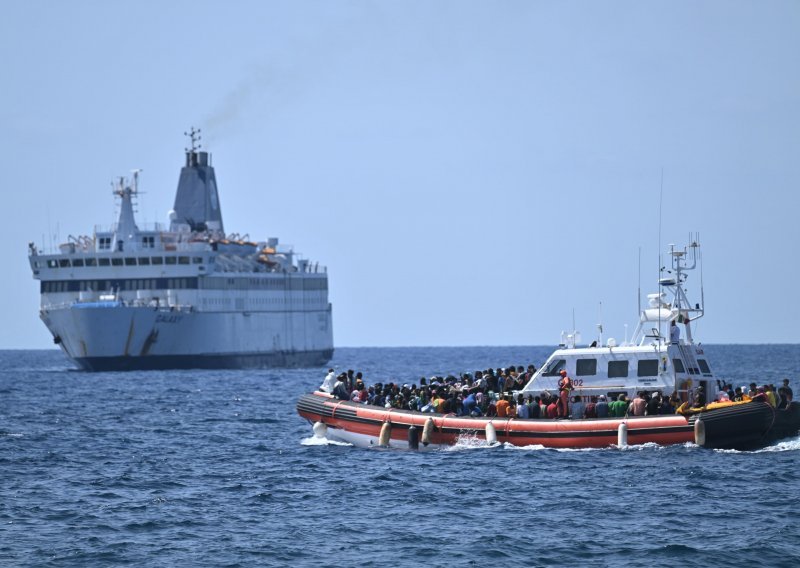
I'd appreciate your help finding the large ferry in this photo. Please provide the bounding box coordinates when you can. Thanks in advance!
[28,129,334,371]
[298,239,800,450]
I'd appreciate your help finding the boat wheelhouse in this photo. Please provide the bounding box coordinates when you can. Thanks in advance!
[521,239,716,403]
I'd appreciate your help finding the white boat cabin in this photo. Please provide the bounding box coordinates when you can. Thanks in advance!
[521,239,719,403]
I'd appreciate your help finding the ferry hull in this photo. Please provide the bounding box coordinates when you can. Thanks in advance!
[297,393,798,451]
[74,350,333,372]
[43,303,333,371]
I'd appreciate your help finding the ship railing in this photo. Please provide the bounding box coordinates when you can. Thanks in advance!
[44,299,195,313]
[677,343,701,376]
[94,222,167,234]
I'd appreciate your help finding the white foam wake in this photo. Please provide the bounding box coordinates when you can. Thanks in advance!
[300,436,352,447]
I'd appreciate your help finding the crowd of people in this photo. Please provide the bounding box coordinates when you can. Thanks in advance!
[722,380,794,409]
[318,366,794,419]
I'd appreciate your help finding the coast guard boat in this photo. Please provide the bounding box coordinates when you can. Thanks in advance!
[298,239,800,450]
[28,129,334,371]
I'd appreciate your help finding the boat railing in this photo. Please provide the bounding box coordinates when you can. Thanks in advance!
[677,343,701,376]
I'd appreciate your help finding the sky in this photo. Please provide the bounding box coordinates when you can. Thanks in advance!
[2,1,799,349]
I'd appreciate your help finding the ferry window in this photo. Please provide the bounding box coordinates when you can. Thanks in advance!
[72,258,84,267]
[165,257,177,265]
[542,359,566,376]
[151,257,163,265]
[698,359,711,374]
[85,258,97,267]
[178,256,190,265]
[192,257,203,264]
[608,361,629,378]
[138,257,150,265]
[59,259,70,268]
[672,359,685,373]
[637,360,659,377]
[47,259,58,268]
[576,359,597,376]
[125,258,136,266]
[99,258,110,266]
[99,237,111,250]
[111,258,123,266]
[142,236,155,248]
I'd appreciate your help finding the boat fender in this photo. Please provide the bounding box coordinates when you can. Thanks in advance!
[694,417,706,447]
[617,422,628,447]
[312,421,327,439]
[379,422,392,447]
[485,422,498,444]
[408,425,419,450]
[422,417,434,446]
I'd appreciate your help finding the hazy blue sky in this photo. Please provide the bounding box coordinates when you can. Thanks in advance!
[2,1,799,349]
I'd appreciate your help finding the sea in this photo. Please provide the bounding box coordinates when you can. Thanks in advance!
[2,345,799,567]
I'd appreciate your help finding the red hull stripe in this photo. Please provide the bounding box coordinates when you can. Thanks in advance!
[297,393,694,446]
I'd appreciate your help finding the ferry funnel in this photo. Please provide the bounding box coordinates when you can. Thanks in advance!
[171,127,224,233]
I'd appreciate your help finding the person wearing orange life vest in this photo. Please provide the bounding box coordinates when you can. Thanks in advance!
[557,370,573,418]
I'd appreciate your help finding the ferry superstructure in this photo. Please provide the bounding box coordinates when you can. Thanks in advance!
[28,130,334,371]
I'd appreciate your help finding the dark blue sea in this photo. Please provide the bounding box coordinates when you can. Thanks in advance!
[2,345,799,567]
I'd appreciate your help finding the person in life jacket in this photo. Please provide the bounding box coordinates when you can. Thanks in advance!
[557,370,573,418]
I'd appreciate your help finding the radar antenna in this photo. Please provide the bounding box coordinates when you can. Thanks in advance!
[184,127,202,153]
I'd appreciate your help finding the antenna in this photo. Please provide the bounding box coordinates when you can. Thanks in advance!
[572,307,576,335]
[637,247,642,315]
[657,168,664,344]
[597,301,604,346]
[184,127,202,152]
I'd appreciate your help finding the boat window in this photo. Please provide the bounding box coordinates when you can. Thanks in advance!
[111,258,123,266]
[72,258,84,267]
[165,257,177,265]
[138,257,150,265]
[178,256,190,265]
[576,359,597,376]
[151,257,163,265]
[698,359,711,374]
[142,236,155,248]
[192,257,203,264]
[85,258,97,267]
[608,360,628,378]
[98,237,111,250]
[637,359,659,377]
[542,359,566,376]
[672,358,685,373]
[47,259,58,268]
[59,259,70,267]
[99,258,110,266]
[125,258,136,266]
